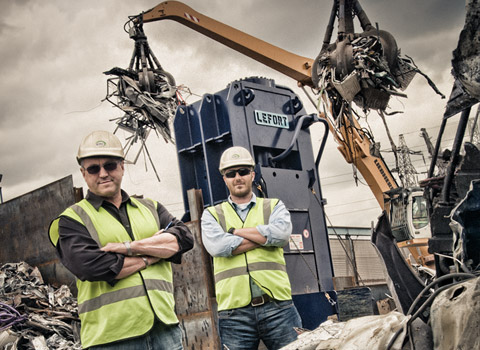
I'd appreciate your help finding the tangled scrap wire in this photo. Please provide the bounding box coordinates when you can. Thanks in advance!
[0,302,27,331]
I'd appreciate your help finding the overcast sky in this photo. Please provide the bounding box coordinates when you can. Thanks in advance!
[0,0,468,227]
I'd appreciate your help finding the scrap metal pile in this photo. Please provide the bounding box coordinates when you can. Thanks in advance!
[0,262,80,350]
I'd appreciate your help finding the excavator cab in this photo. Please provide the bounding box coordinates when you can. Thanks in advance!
[386,188,434,271]
[411,193,429,231]
[388,188,430,242]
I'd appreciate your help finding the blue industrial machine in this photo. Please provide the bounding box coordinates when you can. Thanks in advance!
[174,77,336,328]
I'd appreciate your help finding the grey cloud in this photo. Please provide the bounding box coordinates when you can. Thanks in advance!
[0,0,469,227]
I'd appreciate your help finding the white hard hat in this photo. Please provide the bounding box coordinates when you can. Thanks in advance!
[77,130,124,164]
[219,146,255,173]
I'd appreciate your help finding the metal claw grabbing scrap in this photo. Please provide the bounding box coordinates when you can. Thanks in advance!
[311,0,443,114]
[104,15,179,144]
[104,15,182,181]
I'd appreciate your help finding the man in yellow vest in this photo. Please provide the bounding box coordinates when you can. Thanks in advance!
[201,146,301,350]
[49,130,194,349]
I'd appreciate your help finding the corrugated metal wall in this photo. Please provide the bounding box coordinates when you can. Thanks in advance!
[329,235,387,286]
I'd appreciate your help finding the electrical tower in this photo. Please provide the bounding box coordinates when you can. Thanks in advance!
[397,134,420,187]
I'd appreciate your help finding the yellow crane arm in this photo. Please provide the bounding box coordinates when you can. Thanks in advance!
[330,112,397,209]
[142,1,314,87]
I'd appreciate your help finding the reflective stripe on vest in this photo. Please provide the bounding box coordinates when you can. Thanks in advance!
[207,198,292,311]
[77,279,174,314]
[48,197,178,348]
[214,261,287,284]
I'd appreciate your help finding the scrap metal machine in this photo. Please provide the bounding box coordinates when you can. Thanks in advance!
[173,76,335,328]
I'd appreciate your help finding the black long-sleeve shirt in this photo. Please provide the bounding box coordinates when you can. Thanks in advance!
[56,190,194,285]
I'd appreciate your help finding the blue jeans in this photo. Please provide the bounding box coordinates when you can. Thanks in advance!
[218,300,302,350]
[89,322,183,350]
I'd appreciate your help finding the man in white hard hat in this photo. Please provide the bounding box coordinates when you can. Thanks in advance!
[49,130,193,349]
[201,146,301,350]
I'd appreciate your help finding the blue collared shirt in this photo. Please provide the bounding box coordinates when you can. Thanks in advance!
[201,193,292,257]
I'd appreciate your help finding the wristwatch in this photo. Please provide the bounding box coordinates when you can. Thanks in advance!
[228,228,235,235]
[123,241,133,256]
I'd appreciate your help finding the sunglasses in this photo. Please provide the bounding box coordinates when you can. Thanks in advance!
[84,161,120,175]
[224,168,252,178]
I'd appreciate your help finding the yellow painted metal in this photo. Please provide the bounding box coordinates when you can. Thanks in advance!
[142,1,314,87]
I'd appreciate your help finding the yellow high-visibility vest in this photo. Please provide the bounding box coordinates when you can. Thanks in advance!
[207,198,292,311]
[49,197,177,348]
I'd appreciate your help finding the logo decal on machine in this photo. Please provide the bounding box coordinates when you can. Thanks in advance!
[254,110,289,129]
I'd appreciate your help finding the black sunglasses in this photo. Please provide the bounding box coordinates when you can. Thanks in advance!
[224,168,252,178]
[84,161,120,175]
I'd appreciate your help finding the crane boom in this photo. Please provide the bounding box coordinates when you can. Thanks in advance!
[142,1,314,87]
[333,113,397,208]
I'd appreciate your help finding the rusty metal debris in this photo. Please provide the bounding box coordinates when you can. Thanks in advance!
[0,262,80,350]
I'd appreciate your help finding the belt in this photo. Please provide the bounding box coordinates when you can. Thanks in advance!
[251,294,272,307]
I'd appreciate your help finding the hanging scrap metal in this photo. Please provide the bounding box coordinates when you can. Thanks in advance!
[103,14,184,181]
[311,0,444,114]
[104,14,180,143]
[104,66,178,144]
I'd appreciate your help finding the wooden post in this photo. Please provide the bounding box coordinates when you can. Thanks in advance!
[173,188,220,350]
